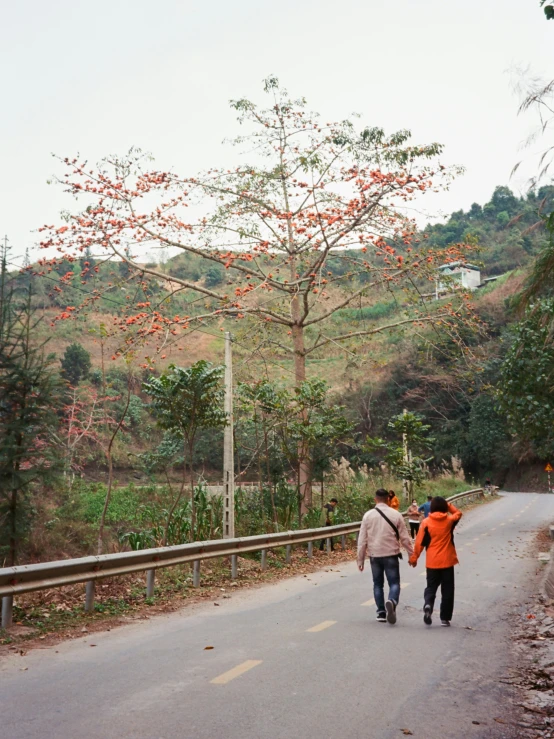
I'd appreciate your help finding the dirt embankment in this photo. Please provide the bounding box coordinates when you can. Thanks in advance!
[502,464,552,493]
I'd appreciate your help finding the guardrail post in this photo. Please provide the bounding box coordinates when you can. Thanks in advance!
[1,595,13,629]
[285,545,292,564]
[261,550,267,571]
[84,581,95,612]
[326,537,331,554]
[341,534,347,550]
[307,541,313,558]
[231,554,238,579]
[146,569,155,598]
[193,560,201,587]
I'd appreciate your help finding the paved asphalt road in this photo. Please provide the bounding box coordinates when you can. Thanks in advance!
[2,492,553,739]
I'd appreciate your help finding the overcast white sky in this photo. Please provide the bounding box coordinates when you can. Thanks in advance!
[1,0,552,261]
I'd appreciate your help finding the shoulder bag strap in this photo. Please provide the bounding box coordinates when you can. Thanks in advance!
[374,507,400,541]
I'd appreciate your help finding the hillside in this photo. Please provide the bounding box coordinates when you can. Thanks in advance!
[20,183,547,386]
[425,184,554,275]
[15,186,534,474]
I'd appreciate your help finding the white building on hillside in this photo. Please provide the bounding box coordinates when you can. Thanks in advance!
[437,261,481,296]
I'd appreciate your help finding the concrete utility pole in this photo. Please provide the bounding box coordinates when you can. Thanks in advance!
[223,332,235,538]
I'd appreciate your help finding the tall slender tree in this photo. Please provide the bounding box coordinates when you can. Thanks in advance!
[39,78,478,510]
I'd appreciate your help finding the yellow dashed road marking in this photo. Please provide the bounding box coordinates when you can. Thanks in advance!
[211,660,263,685]
[361,598,375,606]
[307,620,337,632]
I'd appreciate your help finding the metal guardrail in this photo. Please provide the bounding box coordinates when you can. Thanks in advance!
[0,487,490,628]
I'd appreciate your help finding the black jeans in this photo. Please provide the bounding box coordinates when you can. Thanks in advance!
[319,521,334,551]
[424,566,455,621]
[409,521,420,539]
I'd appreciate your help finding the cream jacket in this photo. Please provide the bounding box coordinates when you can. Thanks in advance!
[357,503,414,565]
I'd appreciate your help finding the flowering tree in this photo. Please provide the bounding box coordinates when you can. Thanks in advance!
[60,385,101,487]
[39,78,477,510]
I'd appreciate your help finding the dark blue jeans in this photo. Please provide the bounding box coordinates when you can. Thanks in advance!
[370,555,401,615]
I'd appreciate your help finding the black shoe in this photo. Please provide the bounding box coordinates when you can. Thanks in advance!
[385,600,397,625]
[423,605,432,625]
[376,612,386,622]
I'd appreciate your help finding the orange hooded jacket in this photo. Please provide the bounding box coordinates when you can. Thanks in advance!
[388,495,400,511]
[409,503,462,569]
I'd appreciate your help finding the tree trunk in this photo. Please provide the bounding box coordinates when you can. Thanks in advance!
[96,450,113,555]
[162,467,183,547]
[292,320,312,514]
[189,440,196,542]
[97,366,132,555]
[264,426,278,528]
[254,410,263,493]
[9,483,17,567]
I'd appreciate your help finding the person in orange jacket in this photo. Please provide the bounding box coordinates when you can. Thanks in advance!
[388,490,400,511]
[409,496,462,627]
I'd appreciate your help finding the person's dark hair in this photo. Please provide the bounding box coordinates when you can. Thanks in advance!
[375,488,389,500]
[330,498,338,504]
[430,496,448,514]
[427,495,433,501]
[388,490,395,496]
[412,499,417,505]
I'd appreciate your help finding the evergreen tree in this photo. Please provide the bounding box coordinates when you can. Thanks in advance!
[60,342,92,386]
[0,248,62,565]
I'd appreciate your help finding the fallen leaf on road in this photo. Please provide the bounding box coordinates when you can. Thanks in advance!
[90,644,96,647]
[494,718,506,724]
[204,646,214,650]
[401,730,413,735]
[213,602,220,606]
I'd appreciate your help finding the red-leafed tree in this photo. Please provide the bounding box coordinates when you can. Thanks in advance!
[39,77,478,511]
[60,384,101,488]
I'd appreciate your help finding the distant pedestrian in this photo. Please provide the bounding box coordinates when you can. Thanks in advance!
[407,499,421,539]
[388,490,400,511]
[418,495,433,519]
[357,488,414,624]
[319,497,338,551]
[484,478,492,493]
[409,496,462,627]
